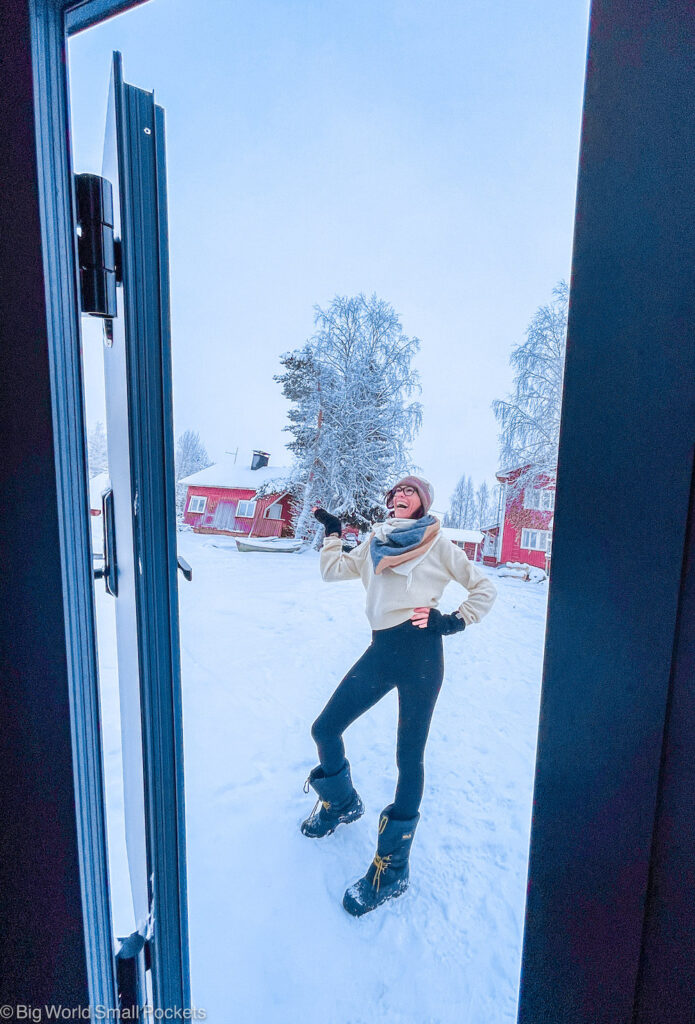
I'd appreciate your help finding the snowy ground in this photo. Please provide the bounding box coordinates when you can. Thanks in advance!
[95,531,548,1024]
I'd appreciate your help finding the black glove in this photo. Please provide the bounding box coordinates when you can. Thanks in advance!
[313,507,342,537]
[427,609,466,636]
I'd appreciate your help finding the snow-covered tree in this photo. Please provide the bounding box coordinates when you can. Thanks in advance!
[87,421,108,478]
[175,429,212,514]
[275,293,422,538]
[474,481,492,529]
[444,476,497,531]
[447,474,476,529]
[492,281,568,499]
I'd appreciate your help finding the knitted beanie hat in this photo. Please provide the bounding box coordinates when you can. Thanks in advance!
[384,475,434,517]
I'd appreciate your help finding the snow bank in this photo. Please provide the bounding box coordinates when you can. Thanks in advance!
[95,533,548,1023]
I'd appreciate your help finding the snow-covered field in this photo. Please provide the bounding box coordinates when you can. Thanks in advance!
[95,532,548,1024]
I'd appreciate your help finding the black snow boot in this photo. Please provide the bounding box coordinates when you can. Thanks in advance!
[300,760,364,838]
[342,804,420,917]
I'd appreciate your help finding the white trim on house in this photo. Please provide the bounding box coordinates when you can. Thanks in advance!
[236,499,257,518]
[524,487,556,511]
[497,481,508,561]
[264,502,283,520]
[187,495,207,514]
[521,528,552,552]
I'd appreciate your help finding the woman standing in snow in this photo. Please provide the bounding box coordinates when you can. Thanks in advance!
[302,475,497,916]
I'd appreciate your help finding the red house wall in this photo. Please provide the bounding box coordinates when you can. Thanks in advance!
[480,468,555,568]
[182,486,293,538]
[499,470,554,569]
[449,540,482,560]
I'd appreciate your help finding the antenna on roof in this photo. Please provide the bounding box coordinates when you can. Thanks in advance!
[224,447,239,464]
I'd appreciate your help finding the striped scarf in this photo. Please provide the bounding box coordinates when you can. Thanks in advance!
[370,515,441,574]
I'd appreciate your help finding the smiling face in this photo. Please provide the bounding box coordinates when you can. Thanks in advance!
[392,486,423,519]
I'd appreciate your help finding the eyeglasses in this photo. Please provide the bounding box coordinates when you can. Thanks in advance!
[393,486,416,496]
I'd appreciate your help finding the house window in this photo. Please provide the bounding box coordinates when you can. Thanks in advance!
[188,495,207,514]
[524,488,555,511]
[236,499,257,518]
[521,528,551,551]
[264,502,283,520]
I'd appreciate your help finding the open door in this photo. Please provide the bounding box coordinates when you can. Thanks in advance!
[96,51,189,1011]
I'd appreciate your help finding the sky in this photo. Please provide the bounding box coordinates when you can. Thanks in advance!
[69,0,590,509]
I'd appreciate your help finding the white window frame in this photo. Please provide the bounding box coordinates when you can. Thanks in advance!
[524,487,556,511]
[264,502,283,520]
[236,499,257,519]
[521,528,551,551]
[187,495,207,514]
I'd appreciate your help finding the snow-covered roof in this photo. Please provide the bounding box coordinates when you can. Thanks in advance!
[181,455,291,491]
[442,527,484,544]
[89,471,110,510]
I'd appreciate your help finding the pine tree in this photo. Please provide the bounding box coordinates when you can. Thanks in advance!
[275,294,422,538]
[492,281,568,498]
[87,421,108,478]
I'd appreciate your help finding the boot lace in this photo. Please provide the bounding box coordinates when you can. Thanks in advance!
[371,853,392,892]
[303,775,330,820]
[306,796,331,821]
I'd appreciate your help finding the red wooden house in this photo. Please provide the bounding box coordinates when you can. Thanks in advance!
[181,450,294,539]
[481,465,556,570]
[440,524,484,561]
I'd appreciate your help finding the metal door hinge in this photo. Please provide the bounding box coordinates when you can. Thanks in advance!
[75,172,120,317]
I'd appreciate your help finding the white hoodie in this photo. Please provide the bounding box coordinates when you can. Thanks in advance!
[319,522,497,631]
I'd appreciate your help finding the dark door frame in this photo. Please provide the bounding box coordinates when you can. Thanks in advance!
[2,0,693,1019]
[0,0,184,1012]
[518,3,695,1021]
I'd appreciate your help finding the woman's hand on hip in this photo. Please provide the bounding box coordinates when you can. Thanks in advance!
[410,607,431,629]
[411,607,467,635]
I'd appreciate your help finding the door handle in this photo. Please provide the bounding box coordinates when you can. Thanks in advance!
[177,555,193,582]
[93,487,118,596]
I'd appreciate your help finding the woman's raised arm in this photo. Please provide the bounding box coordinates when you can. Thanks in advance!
[319,536,369,582]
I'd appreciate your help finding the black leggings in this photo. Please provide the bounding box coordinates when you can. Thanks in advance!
[311,620,445,820]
